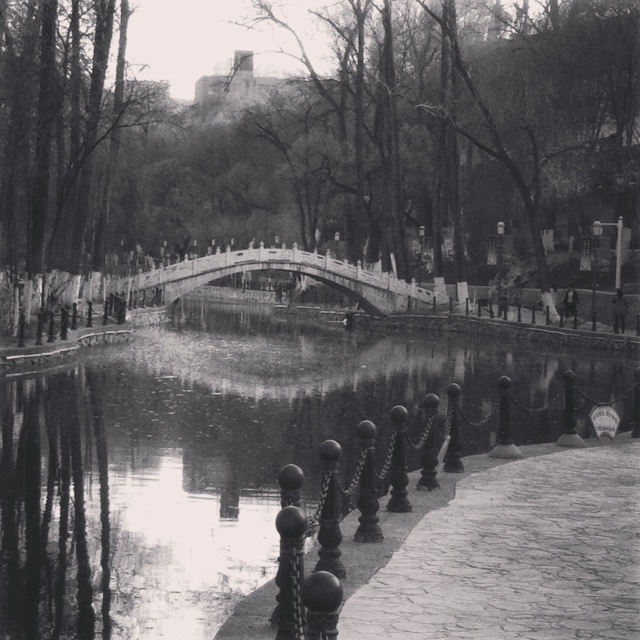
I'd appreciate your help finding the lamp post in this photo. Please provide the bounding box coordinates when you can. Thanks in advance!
[496,222,506,318]
[592,216,623,290]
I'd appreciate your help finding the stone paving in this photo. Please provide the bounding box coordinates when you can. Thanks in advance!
[338,440,640,640]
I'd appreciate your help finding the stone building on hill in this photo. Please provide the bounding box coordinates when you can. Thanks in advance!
[194,50,288,115]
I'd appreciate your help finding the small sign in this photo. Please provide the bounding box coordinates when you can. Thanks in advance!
[589,405,620,440]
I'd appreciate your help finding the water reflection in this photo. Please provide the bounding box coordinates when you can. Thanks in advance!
[0,297,637,639]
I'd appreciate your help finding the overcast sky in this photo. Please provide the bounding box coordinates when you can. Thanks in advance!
[126,0,332,101]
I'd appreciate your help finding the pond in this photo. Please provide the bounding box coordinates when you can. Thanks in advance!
[0,296,636,639]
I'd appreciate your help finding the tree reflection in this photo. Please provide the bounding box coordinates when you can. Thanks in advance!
[0,371,112,640]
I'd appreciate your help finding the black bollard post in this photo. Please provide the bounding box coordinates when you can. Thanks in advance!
[278,464,304,508]
[443,383,464,473]
[465,298,469,315]
[531,306,536,325]
[517,303,522,323]
[354,420,383,543]
[489,300,494,318]
[103,298,109,325]
[71,303,78,329]
[477,301,482,318]
[35,311,44,346]
[489,376,523,459]
[416,393,440,491]
[47,311,56,343]
[573,310,578,330]
[87,300,93,328]
[387,405,411,512]
[314,441,346,578]
[17,313,26,347]
[301,571,343,640]
[503,304,508,321]
[271,505,308,639]
[432,295,437,313]
[545,306,551,326]
[556,370,585,448]
[559,310,564,328]
[60,307,69,340]
[632,367,640,439]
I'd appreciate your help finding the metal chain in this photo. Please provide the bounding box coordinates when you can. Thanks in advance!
[308,471,333,527]
[406,413,437,450]
[511,395,550,414]
[457,401,496,428]
[340,447,369,497]
[376,430,397,481]
[289,553,306,640]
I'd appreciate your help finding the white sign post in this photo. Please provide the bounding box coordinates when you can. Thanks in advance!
[589,405,620,440]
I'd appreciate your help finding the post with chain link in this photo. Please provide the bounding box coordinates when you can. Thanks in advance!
[35,310,44,346]
[103,297,109,325]
[278,464,304,508]
[17,313,26,347]
[559,310,564,328]
[632,367,640,439]
[416,393,440,491]
[477,300,482,317]
[302,571,343,640]
[60,306,69,340]
[47,311,56,343]
[531,305,536,325]
[517,303,522,322]
[444,384,464,473]
[556,370,585,448]
[465,298,469,315]
[71,302,78,330]
[271,505,307,639]
[314,440,346,578]
[489,300,494,318]
[354,420,383,543]
[489,377,523,459]
[87,300,93,328]
[387,406,411,512]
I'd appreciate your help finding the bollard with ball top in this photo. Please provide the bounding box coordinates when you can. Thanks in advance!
[314,440,346,578]
[47,311,56,343]
[271,505,308,639]
[443,383,464,473]
[416,393,440,491]
[489,376,523,459]
[354,420,383,543]
[387,405,412,512]
[278,464,304,508]
[556,370,585,448]
[302,571,343,640]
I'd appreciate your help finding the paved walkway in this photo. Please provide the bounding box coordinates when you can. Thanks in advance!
[338,439,640,640]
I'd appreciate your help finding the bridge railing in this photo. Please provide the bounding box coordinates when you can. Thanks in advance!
[108,243,432,303]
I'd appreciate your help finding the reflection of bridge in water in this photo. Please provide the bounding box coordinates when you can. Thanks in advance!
[108,245,434,317]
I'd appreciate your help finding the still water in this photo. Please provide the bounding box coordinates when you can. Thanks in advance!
[0,297,636,640]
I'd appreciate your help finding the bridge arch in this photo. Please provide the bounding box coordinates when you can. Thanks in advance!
[108,246,434,317]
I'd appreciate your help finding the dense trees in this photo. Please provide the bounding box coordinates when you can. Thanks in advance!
[0,0,638,329]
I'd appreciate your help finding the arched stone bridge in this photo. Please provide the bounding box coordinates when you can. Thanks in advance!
[108,245,433,316]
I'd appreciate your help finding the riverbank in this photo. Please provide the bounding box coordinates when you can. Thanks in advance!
[214,432,639,639]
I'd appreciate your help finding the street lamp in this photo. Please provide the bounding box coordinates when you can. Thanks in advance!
[592,216,623,290]
[496,222,507,319]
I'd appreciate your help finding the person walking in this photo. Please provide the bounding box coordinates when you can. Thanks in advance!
[563,282,579,318]
[612,288,629,334]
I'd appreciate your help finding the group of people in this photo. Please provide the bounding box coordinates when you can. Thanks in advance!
[551,283,630,334]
